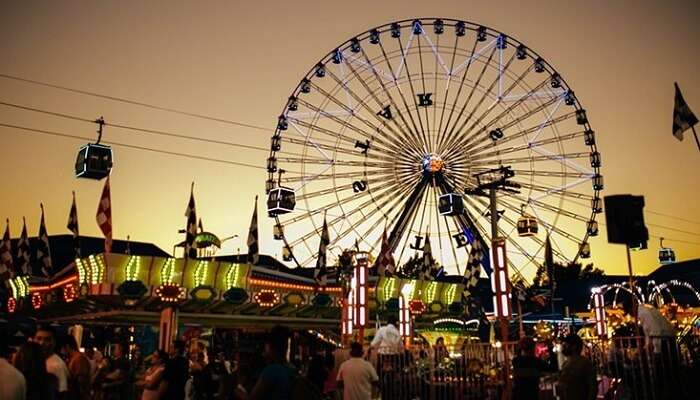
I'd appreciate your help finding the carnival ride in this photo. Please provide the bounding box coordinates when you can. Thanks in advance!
[265,18,603,282]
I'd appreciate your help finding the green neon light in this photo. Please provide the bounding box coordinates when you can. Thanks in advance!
[75,258,87,284]
[225,264,241,288]
[382,277,396,302]
[425,281,438,303]
[21,276,29,296]
[88,255,105,285]
[444,284,457,304]
[8,278,18,299]
[124,256,141,281]
[193,261,209,287]
[161,258,175,284]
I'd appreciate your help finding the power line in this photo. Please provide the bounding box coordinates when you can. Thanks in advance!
[0,122,266,170]
[0,73,271,131]
[646,223,700,238]
[0,100,270,152]
[646,210,700,226]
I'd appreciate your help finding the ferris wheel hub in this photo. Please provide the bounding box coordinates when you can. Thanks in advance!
[421,153,445,175]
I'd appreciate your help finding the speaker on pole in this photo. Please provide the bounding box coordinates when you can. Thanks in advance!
[603,195,649,248]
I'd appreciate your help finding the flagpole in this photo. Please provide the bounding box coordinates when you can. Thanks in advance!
[692,125,700,152]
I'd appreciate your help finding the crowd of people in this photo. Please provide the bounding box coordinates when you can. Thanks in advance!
[0,318,607,400]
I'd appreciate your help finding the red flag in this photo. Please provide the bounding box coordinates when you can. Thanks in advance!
[96,176,112,253]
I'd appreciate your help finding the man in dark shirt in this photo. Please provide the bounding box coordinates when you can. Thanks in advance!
[103,342,132,400]
[163,340,190,400]
[558,334,597,400]
[249,325,295,400]
[511,336,547,400]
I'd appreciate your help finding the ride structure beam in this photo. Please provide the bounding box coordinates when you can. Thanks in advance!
[436,174,492,273]
[388,175,430,253]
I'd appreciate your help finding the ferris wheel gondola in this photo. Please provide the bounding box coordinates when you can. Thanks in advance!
[264,18,602,282]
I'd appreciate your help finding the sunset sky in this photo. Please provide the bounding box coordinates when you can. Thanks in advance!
[1,0,699,279]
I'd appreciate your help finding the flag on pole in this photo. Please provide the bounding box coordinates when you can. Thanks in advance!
[1,219,14,281]
[462,240,484,299]
[314,217,330,286]
[673,82,698,141]
[421,235,435,280]
[67,191,80,258]
[96,176,112,253]
[544,234,556,299]
[375,228,396,276]
[36,204,53,276]
[184,182,197,259]
[247,196,260,265]
[17,217,30,276]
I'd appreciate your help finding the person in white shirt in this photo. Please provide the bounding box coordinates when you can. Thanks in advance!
[337,342,378,400]
[0,331,26,400]
[33,325,70,398]
[369,314,403,399]
[370,315,402,355]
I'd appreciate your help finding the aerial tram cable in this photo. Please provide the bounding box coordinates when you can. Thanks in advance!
[0,73,270,131]
[0,100,269,152]
[0,122,266,170]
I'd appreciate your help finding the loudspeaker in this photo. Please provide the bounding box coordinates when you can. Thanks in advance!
[604,195,649,246]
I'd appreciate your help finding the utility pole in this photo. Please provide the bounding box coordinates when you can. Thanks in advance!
[466,166,520,397]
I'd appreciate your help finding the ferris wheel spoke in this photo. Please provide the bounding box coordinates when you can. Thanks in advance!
[302,82,409,156]
[439,45,497,155]
[470,151,589,167]
[467,115,579,158]
[295,173,398,202]
[415,33,434,150]
[376,40,428,153]
[514,179,595,201]
[398,30,433,151]
[276,156,394,169]
[447,79,554,155]
[287,180,411,249]
[436,36,474,153]
[280,135,414,166]
[322,69,417,155]
[447,51,517,149]
[356,47,427,156]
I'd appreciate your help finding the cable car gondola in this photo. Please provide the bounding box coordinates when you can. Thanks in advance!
[517,205,538,237]
[75,117,112,180]
[438,193,464,216]
[658,237,676,265]
[267,170,296,216]
[579,242,591,259]
[282,245,293,262]
[273,223,284,240]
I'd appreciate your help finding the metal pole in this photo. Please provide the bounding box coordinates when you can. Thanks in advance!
[490,188,498,238]
[692,125,700,152]
[625,244,641,335]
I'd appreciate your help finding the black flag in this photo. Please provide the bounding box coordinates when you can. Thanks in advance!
[36,204,53,277]
[184,183,197,259]
[247,196,259,265]
[314,217,330,286]
[17,217,31,276]
[67,191,80,258]
[673,82,698,141]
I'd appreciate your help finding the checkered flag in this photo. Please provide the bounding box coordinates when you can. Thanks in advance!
[1,219,14,281]
[314,216,330,287]
[184,182,197,259]
[375,228,396,276]
[421,235,435,280]
[247,196,260,265]
[673,82,698,141]
[17,217,31,276]
[461,240,483,299]
[67,191,80,258]
[96,177,112,253]
[36,204,53,276]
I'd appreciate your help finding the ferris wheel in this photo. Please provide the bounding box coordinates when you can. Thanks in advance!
[265,18,602,282]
